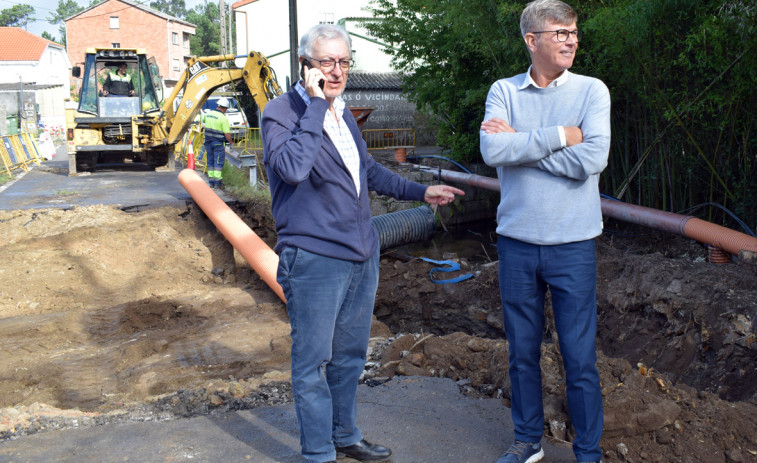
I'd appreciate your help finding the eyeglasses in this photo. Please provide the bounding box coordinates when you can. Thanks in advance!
[308,57,355,72]
[531,29,583,42]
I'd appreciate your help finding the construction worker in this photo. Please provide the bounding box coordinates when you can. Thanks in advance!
[102,63,135,97]
[202,97,232,188]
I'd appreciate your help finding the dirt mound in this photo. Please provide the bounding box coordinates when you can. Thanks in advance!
[0,204,289,413]
[1,204,756,462]
[376,331,757,462]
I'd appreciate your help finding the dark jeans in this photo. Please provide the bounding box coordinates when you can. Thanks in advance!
[497,235,603,462]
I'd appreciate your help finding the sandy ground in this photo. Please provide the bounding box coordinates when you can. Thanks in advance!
[0,201,756,462]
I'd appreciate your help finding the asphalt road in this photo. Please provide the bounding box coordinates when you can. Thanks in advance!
[0,377,577,463]
[0,144,199,212]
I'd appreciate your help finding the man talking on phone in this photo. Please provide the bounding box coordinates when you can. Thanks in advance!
[262,23,464,463]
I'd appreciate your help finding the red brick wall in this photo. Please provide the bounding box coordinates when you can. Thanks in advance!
[66,0,194,94]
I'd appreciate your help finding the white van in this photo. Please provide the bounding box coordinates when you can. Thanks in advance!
[201,95,249,141]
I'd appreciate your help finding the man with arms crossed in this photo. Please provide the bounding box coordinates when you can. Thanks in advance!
[262,24,464,463]
[480,1,610,462]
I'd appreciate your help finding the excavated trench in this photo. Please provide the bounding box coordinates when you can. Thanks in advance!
[1,201,755,462]
[374,220,757,404]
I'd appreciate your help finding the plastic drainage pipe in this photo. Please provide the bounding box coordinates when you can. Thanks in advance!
[179,170,442,301]
[420,166,757,257]
[178,169,286,302]
[373,205,436,250]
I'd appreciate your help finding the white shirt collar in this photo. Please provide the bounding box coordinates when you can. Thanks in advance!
[519,65,570,89]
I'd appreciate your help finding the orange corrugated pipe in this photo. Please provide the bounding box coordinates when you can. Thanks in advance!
[684,217,757,257]
[178,169,285,302]
[421,166,757,258]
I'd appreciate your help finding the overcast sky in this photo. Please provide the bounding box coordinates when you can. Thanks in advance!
[3,0,207,41]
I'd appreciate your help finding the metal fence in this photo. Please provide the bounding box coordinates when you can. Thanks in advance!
[361,128,416,151]
[0,132,43,177]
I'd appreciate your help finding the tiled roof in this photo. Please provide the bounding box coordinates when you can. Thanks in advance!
[232,0,259,8]
[0,28,61,61]
[346,71,404,90]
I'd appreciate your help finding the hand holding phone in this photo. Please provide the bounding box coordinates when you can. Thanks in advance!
[301,59,325,90]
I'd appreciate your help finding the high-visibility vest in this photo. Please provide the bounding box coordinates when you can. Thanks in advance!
[202,110,230,142]
[106,71,132,95]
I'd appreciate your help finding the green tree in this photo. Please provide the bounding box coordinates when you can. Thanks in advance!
[365,0,757,229]
[41,31,60,43]
[150,0,187,19]
[187,1,221,57]
[364,0,526,161]
[46,0,84,46]
[0,4,35,28]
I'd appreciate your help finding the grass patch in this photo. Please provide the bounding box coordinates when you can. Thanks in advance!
[0,172,12,186]
[55,189,76,196]
[222,163,271,205]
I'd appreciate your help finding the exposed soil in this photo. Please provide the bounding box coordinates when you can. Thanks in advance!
[0,202,756,462]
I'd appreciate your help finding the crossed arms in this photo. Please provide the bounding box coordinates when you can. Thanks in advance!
[479,78,611,181]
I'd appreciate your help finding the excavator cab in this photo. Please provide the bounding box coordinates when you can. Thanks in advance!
[74,49,162,118]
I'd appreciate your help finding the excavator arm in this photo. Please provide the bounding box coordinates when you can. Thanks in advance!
[138,51,282,150]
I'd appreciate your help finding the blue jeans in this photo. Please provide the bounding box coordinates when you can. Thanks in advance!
[497,235,603,462]
[276,246,379,463]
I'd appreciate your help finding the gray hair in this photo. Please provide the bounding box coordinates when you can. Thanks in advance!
[520,0,577,37]
[298,23,352,58]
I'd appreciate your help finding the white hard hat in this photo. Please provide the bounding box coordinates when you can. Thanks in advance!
[216,97,230,108]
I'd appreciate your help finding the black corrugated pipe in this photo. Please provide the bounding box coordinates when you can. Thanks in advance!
[417,166,757,258]
[373,206,436,251]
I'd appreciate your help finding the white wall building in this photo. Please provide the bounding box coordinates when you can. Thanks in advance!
[232,0,394,88]
[0,27,72,135]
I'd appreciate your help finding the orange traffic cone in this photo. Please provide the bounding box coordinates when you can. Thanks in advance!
[187,139,195,170]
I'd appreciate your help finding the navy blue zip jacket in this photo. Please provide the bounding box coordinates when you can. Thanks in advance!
[262,87,427,262]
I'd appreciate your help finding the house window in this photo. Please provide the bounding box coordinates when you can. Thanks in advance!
[318,12,334,24]
[173,59,180,72]
[172,32,178,45]
[110,16,119,29]
[112,43,120,48]
[183,33,189,48]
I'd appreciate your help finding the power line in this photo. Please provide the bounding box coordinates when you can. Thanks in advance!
[0,0,57,12]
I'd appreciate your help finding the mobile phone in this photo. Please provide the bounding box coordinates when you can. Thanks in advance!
[301,59,325,89]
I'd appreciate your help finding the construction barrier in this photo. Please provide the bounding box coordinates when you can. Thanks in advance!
[234,128,263,155]
[0,132,43,177]
[175,126,267,175]
[174,124,207,173]
[39,122,66,143]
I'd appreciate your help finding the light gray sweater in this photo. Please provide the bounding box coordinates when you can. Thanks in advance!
[480,71,611,245]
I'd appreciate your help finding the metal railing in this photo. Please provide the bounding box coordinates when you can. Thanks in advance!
[234,128,263,154]
[361,128,415,151]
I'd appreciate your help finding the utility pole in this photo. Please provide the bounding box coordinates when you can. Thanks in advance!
[289,0,298,87]
[219,0,227,66]
[227,2,233,57]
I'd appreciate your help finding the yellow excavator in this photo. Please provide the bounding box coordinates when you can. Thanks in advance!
[66,49,282,175]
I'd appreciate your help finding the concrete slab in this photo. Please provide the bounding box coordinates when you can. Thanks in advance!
[0,377,576,463]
